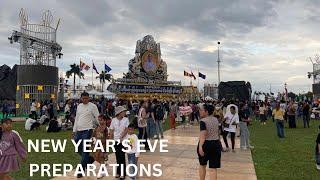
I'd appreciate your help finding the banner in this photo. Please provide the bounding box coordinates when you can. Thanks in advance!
[108,83,183,94]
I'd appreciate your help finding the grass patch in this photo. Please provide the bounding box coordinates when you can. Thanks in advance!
[249,118,320,179]
[9,117,172,179]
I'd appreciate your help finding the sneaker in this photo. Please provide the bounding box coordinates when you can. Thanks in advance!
[97,173,106,179]
[76,173,83,178]
[115,174,120,178]
[222,148,230,152]
[249,145,254,149]
[232,149,236,153]
[317,164,320,170]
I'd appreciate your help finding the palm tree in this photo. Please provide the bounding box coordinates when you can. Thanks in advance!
[66,63,84,93]
[96,71,112,92]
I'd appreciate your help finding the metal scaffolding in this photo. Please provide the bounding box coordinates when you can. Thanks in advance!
[8,9,62,115]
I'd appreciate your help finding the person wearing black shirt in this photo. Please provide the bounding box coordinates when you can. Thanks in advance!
[239,103,254,150]
[302,102,310,128]
[315,125,320,170]
[146,101,156,139]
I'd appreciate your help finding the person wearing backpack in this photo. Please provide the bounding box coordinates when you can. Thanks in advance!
[154,100,164,139]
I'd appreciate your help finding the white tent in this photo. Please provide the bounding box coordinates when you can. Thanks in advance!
[87,89,103,96]
[102,90,115,99]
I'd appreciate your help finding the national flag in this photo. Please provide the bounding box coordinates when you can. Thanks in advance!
[198,72,206,79]
[92,63,99,74]
[190,71,196,80]
[184,70,190,77]
[105,64,112,72]
[80,60,90,71]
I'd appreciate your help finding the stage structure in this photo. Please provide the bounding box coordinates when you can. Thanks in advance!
[108,35,184,100]
[8,9,62,115]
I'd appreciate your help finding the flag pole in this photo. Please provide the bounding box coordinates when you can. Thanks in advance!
[197,67,200,89]
[78,58,81,93]
[92,60,94,88]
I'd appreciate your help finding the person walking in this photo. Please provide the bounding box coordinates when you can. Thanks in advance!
[302,101,310,128]
[198,103,222,180]
[272,103,285,138]
[169,102,177,130]
[146,101,155,139]
[154,101,164,139]
[72,92,99,178]
[239,103,254,150]
[259,103,267,125]
[109,106,129,179]
[287,101,296,128]
[137,101,149,150]
[222,105,239,152]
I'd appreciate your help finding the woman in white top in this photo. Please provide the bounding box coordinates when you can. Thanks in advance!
[222,105,239,152]
[259,103,267,125]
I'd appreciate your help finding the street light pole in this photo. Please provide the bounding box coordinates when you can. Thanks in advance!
[217,41,221,85]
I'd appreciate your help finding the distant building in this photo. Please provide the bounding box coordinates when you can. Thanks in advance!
[204,84,218,99]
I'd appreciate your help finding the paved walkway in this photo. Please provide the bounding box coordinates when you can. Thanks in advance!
[54,125,257,180]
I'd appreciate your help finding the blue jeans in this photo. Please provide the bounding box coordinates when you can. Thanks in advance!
[74,129,93,170]
[147,117,155,139]
[127,153,137,179]
[155,120,163,138]
[276,120,285,138]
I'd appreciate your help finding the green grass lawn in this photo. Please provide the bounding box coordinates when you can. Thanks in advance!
[10,117,172,180]
[249,118,320,180]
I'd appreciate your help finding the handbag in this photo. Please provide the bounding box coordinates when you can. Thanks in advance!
[224,115,235,129]
[138,108,147,128]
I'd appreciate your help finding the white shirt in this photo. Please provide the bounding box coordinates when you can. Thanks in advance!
[31,102,37,111]
[64,104,70,113]
[125,133,140,157]
[223,113,239,133]
[109,117,129,140]
[39,115,48,124]
[73,102,99,132]
[25,118,37,131]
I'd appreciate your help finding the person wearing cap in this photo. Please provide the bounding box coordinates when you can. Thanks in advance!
[109,106,129,179]
[72,92,99,178]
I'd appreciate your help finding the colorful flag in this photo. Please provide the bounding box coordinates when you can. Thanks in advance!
[80,60,90,71]
[198,72,206,79]
[105,64,112,72]
[184,70,190,77]
[92,63,99,74]
[190,71,196,80]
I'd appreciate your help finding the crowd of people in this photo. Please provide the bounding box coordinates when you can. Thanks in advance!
[1,93,320,180]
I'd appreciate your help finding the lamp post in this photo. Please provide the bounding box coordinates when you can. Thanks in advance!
[217,41,221,85]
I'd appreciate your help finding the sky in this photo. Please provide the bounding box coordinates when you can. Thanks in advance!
[0,0,318,94]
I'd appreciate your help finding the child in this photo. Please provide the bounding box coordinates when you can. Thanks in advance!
[316,125,320,170]
[92,115,109,179]
[125,123,140,180]
[0,118,27,180]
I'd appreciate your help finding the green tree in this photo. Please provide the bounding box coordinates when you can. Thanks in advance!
[96,71,112,92]
[66,63,84,93]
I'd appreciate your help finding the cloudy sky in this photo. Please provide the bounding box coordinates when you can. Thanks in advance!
[0,0,318,94]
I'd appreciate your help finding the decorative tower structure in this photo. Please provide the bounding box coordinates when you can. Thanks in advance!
[8,9,62,115]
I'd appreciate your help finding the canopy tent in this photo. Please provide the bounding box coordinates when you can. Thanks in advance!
[87,89,103,96]
[102,90,115,99]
